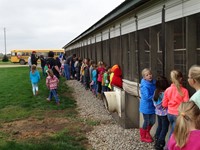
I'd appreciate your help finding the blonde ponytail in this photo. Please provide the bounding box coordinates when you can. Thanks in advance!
[170,70,183,96]
[174,112,189,147]
[174,101,200,148]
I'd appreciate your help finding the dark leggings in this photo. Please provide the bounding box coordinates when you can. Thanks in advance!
[97,81,102,93]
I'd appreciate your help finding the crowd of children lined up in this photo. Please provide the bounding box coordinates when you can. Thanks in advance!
[71,57,123,99]
[29,51,200,150]
[139,66,200,150]
[29,51,123,105]
[29,51,62,105]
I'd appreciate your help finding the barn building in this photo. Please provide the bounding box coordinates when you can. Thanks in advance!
[63,0,200,128]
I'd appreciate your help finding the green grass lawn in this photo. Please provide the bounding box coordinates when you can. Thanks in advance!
[0,67,91,150]
[0,60,12,65]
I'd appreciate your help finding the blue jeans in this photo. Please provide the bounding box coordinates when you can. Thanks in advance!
[155,115,169,141]
[142,114,156,129]
[167,114,177,138]
[92,82,97,95]
[64,64,70,80]
[41,66,45,76]
[102,86,109,93]
[48,89,59,103]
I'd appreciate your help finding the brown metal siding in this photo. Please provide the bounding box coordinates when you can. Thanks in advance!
[110,37,121,67]
[121,34,129,79]
[96,42,102,62]
[102,40,110,66]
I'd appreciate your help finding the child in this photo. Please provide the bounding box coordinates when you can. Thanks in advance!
[30,65,40,96]
[97,61,105,98]
[75,57,82,81]
[110,64,122,88]
[46,69,60,105]
[188,65,200,108]
[162,70,189,138]
[167,101,200,149]
[60,58,65,77]
[102,66,110,93]
[139,68,156,143]
[153,76,170,149]
[89,60,95,83]
[80,59,86,84]
[28,55,32,70]
[91,64,97,95]
[44,64,48,76]
[84,58,90,90]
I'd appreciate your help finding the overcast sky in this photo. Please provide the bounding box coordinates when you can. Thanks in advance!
[0,0,124,54]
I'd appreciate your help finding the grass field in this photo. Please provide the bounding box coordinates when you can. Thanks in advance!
[0,61,12,65]
[0,67,92,150]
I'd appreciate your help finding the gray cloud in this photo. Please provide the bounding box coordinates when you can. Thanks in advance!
[0,0,124,54]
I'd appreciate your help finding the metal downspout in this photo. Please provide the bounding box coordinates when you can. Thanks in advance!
[101,32,103,61]
[161,5,166,76]
[94,37,97,63]
[135,15,140,97]
[109,28,111,66]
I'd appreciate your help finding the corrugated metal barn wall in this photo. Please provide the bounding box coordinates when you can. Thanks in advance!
[65,26,165,80]
[64,0,200,95]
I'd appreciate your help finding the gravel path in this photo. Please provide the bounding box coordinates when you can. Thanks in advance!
[66,80,154,150]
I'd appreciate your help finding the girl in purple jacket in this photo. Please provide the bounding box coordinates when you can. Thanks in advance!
[153,76,169,150]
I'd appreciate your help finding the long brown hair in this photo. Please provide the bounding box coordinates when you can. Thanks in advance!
[47,69,54,78]
[174,101,200,148]
[153,76,169,101]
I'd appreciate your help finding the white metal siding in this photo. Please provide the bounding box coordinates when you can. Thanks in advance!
[96,33,101,42]
[183,0,200,17]
[121,16,136,35]
[110,24,121,38]
[165,0,183,22]
[91,36,95,44]
[87,38,90,45]
[165,0,200,22]
[84,40,87,46]
[102,29,109,40]
[137,2,163,30]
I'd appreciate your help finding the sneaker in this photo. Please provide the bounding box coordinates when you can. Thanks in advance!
[46,98,50,102]
[56,102,60,105]
[36,91,39,95]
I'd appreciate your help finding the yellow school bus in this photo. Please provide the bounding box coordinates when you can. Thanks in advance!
[10,49,64,65]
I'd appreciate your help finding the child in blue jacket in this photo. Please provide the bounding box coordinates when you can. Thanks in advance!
[139,68,156,143]
[30,64,40,96]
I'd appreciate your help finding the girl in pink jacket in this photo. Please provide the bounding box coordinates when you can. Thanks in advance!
[167,101,200,150]
[162,70,189,138]
[46,69,60,105]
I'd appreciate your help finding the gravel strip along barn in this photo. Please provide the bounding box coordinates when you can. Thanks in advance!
[66,80,154,150]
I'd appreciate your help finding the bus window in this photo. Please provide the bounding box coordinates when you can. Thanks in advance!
[11,52,16,56]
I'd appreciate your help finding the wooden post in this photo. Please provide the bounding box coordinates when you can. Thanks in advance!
[165,22,174,79]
